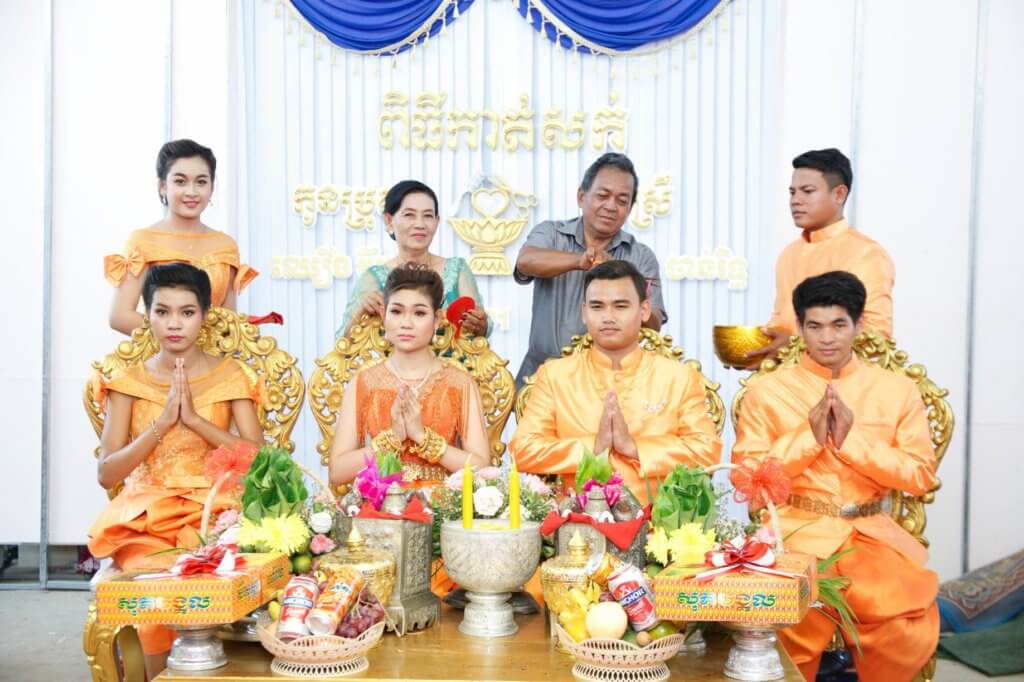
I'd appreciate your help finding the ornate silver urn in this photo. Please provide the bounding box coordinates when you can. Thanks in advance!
[555,487,648,568]
[336,483,438,634]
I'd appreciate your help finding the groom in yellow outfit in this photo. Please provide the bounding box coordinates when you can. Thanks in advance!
[510,260,721,502]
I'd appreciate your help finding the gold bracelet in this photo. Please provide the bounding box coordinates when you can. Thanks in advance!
[371,429,403,456]
[150,420,163,444]
[413,428,448,464]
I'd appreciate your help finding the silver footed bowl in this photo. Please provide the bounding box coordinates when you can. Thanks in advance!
[440,519,541,592]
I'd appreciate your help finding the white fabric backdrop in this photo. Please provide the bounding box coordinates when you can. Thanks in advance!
[237,0,779,479]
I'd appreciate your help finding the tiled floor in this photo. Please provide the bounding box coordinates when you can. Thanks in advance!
[0,590,1019,681]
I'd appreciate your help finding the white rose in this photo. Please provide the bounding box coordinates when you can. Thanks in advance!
[309,511,334,534]
[473,486,504,517]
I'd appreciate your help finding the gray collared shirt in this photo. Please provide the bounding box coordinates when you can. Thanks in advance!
[513,216,666,385]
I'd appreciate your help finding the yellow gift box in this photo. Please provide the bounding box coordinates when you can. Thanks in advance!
[95,552,290,627]
[653,552,817,625]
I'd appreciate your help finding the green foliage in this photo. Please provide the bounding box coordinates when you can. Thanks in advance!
[651,465,720,533]
[575,448,614,493]
[240,446,309,522]
[376,450,402,478]
[815,548,861,654]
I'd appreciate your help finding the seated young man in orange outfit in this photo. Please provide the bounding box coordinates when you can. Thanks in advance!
[510,260,721,503]
[733,271,939,682]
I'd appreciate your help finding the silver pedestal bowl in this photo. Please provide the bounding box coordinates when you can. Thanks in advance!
[440,519,541,638]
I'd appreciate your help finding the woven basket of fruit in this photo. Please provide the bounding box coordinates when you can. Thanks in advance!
[556,624,686,668]
[257,579,388,678]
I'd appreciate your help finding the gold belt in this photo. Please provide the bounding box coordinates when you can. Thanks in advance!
[787,494,887,519]
[401,459,449,484]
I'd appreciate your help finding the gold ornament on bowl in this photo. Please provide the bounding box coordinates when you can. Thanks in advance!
[317,527,396,606]
[713,325,775,369]
[448,184,534,276]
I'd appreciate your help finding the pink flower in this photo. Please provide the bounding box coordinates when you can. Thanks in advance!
[355,453,403,510]
[445,471,464,491]
[476,466,501,481]
[310,534,336,555]
[523,474,551,496]
[754,525,777,546]
[577,473,624,509]
[213,509,240,534]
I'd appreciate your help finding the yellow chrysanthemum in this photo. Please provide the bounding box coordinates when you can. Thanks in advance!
[260,515,311,555]
[667,523,716,566]
[646,526,671,565]
[237,517,268,551]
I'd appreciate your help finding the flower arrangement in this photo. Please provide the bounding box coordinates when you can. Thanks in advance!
[429,464,556,557]
[208,445,338,575]
[645,458,860,649]
[353,450,403,511]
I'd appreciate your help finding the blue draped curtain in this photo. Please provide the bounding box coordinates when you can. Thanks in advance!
[290,0,474,53]
[516,0,725,53]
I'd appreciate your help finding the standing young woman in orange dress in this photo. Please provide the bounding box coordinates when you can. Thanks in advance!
[105,139,258,335]
[88,263,264,678]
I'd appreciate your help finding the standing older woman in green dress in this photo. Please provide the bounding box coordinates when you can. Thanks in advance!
[337,180,491,338]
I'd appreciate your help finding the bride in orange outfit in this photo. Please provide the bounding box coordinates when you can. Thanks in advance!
[105,139,258,335]
[88,263,264,678]
[328,265,490,596]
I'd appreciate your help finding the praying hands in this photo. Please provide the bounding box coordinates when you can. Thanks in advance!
[594,391,638,459]
[809,383,854,449]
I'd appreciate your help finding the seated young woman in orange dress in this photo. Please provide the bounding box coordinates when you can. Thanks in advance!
[88,262,263,677]
[105,139,258,335]
[328,265,491,595]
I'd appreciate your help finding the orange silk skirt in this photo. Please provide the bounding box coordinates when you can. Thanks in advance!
[781,531,939,682]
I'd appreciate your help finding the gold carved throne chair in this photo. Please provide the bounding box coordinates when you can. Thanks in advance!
[515,328,727,436]
[731,329,954,682]
[81,309,305,682]
[308,314,516,468]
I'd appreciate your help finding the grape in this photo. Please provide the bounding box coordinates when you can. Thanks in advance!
[599,592,615,603]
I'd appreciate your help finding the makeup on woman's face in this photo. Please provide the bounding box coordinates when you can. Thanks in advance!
[160,156,214,219]
[148,287,205,351]
[383,288,439,352]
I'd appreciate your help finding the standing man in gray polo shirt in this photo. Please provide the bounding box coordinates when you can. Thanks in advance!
[514,153,666,386]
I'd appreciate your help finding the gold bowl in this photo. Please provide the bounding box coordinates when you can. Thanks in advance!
[713,325,774,369]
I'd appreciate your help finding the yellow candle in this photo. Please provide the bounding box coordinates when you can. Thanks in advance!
[462,459,474,529]
[508,459,521,530]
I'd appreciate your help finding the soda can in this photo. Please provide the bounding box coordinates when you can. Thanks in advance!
[607,564,658,631]
[276,575,320,641]
[306,566,365,636]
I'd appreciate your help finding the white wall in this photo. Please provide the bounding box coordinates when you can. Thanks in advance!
[968,0,1024,570]
[0,0,45,544]
[2,0,1021,581]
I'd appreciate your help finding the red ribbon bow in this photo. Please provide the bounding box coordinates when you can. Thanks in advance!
[354,496,432,524]
[730,457,791,511]
[174,544,246,577]
[134,544,247,581]
[694,536,803,582]
[539,505,651,552]
[446,297,476,338]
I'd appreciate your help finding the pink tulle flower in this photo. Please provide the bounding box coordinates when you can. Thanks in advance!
[310,534,336,555]
[577,473,624,509]
[355,453,403,510]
